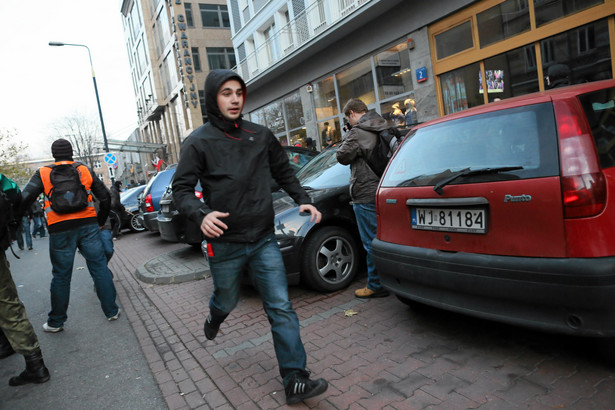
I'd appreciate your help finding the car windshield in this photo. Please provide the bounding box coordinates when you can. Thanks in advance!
[295,148,350,189]
[381,103,559,187]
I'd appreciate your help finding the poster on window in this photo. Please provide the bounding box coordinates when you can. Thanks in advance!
[441,71,468,114]
[479,70,504,94]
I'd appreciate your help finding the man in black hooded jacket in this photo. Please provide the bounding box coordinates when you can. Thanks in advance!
[172,69,328,405]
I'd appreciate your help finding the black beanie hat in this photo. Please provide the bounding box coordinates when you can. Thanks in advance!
[51,138,73,161]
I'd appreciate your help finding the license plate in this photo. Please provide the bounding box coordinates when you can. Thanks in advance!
[411,207,487,234]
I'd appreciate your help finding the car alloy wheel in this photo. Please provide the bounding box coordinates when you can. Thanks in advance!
[129,213,146,232]
[301,226,360,292]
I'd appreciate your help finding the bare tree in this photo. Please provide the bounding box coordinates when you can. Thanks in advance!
[51,112,101,171]
[0,128,31,186]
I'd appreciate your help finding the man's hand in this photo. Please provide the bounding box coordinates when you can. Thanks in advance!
[299,204,322,223]
[201,211,230,238]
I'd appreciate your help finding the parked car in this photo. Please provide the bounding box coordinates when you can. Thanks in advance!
[119,185,146,232]
[138,164,177,232]
[373,80,615,350]
[273,146,362,292]
[157,146,318,246]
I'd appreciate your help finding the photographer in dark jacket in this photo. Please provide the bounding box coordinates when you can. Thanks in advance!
[172,69,328,405]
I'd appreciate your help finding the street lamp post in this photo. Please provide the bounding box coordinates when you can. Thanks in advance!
[49,41,114,182]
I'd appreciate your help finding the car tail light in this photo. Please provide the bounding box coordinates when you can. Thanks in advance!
[195,191,203,199]
[145,194,154,212]
[555,99,606,218]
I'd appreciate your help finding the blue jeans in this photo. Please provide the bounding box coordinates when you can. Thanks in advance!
[207,233,306,383]
[31,216,45,237]
[48,224,118,327]
[99,229,114,262]
[352,203,383,291]
[15,217,32,249]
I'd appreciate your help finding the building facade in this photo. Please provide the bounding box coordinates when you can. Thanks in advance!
[120,0,234,165]
[227,0,614,150]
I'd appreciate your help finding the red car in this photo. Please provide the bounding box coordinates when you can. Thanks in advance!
[373,80,615,351]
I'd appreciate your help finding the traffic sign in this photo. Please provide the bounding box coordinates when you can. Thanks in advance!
[104,153,117,165]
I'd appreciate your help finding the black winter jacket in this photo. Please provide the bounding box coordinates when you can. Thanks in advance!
[172,69,311,243]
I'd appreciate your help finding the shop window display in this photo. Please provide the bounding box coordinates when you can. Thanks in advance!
[313,76,338,121]
[440,62,483,115]
[379,95,418,127]
[319,119,340,149]
[484,45,539,101]
[263,101,285,134]
[284,92,305,130]
[375,42,413,101]
[337,59,376,107]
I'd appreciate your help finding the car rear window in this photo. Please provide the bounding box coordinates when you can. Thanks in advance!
[381,102,559,187]
[578,87,615,169]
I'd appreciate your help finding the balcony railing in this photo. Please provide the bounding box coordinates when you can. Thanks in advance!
[234,0,370,82]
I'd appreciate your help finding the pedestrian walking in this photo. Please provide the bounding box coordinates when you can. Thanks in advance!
[173,69,328,405]
[109,180,125,239]
[0,172,50,386]
[337,98,391,298]
[30,198,46,238]
[20,138,120,333]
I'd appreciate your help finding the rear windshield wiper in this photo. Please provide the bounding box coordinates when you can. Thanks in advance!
[433,166,523,195]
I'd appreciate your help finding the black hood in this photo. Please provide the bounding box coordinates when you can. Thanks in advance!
[204,69,247,132]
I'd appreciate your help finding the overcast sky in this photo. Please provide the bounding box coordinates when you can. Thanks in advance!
[0,1,138,159]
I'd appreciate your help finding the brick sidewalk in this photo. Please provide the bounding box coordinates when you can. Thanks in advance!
[110,231,615,409]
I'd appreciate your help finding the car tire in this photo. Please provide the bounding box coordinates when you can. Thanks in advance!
[300,226,360,292]
[129,213,146,233]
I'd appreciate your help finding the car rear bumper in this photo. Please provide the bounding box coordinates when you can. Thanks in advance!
[142,211,160,232]
[373,239,615,337]
[157,213,203,245]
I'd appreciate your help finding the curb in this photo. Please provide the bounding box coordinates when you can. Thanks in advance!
[135,245,210,284]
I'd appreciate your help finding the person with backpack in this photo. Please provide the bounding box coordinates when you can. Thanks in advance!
[20,138,120,333]
[0,173,51,386]
[336,98,391,299]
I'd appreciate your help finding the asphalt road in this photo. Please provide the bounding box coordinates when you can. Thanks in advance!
[0,235,166,410]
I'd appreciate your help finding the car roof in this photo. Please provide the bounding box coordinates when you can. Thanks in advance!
[415,79,615,130]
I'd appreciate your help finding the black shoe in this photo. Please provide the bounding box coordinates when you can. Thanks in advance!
[285,371,328,405]
[9,350,50,386]
[204,315,220,340]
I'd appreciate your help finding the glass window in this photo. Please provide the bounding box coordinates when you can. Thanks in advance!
[580,87,615,169]
[477,0,531,47]
[382,103,559,188]
[435,21,473,60]
[484,45,539,101]
[313,76,338,121]
[534,0,603,27]
[380,95,417,127]
[251,108,266,126]
[319,119,341,149]
[206,47,237,70]
[192,47,201,71]
[198,90,207,123]
[337,59,376,107]
[200,4,230,28]
[283,92,305,130]
[541,19,611,88]
[440,63,483,115]
[289,128,307,148]
[185,3,194,27]
[263,101,285,134]
[375,42,413,101]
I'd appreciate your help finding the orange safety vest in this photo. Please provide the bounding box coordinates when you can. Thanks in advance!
[39,161,97,226]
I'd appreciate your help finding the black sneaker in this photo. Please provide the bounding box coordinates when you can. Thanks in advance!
[285,371,328,405]
[203,315,220,340]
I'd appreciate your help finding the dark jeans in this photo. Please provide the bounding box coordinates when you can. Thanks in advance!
[15,217,32,250]
[352,202,384,291]
[207,233,306,384]
[47,224,118,327]
[31,215,46,237]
